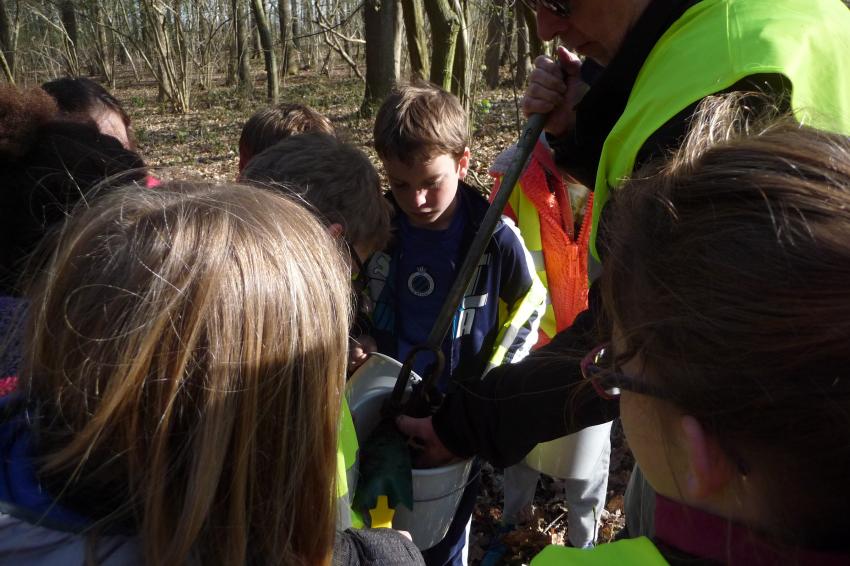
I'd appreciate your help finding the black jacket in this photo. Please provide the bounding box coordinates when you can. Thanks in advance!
[333,529,424,566]
[432,0,789,468]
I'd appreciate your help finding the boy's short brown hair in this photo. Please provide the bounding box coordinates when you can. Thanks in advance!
[373,82,468,165]
[240,132,391,254]
[238,103,334,169]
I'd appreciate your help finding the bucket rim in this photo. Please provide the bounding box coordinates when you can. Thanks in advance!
[410,457,473,477]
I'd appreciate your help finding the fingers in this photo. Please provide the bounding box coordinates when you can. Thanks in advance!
[348,335,376,372]
[359,335,377,354]
[395,414,425,438]
[396,415,457,468]
[348,348,368,372]
[520,49,582,136]
[520,54,570,117]
[555,45,582,75]
[531,55,568,93]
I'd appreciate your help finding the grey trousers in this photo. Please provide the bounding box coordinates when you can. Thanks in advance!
[502,436,611,548]
[623,465,656,538]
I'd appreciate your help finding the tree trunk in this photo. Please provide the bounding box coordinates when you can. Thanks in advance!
[361,0,401,115]
[522,2,544,60]
[500,5,513,66]
[483,0,504,88]
[7,0,18,78]
[0,0,14,79]
[450,0,469,108]
[514,0,531,87]
[250,0,278,102]
[233,0,251,93]
[290,0,300,48]
[59,0,80,75]
[226,39,236,86]
[278,0,298,75]
[252,19,261,59]
[303,0,317,68]
[399,0,428,80]
[138,0,191,112]
[91,0,113,83]
[423,0,460,92]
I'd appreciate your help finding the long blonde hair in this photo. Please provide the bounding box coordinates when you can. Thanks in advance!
[21,181,351,565]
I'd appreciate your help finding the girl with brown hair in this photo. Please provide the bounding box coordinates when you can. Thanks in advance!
[0,182,422,565]
[532,101,850,563]
[0,84,147,387]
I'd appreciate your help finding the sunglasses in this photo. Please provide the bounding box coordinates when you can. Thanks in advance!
[580,343,671,401]
[524,0,572,19]
[582,343,751,475]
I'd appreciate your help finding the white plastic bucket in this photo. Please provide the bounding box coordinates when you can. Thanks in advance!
[523,421,613,480]
[393,457,473,550]
[346,353,473,550]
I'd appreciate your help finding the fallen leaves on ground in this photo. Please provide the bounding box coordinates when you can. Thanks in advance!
[469,421,634,565]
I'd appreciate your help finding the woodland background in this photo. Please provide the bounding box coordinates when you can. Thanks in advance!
[0,0,558,181]
[0,1,636,563]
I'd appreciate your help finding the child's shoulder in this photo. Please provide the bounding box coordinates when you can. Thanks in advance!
[458,180,489,219]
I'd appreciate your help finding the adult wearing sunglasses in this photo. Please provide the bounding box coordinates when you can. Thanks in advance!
[398,0,850,545]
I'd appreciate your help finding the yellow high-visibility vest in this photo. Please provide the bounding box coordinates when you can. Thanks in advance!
[590,0,850,258]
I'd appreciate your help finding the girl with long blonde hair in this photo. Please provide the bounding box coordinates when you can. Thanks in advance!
[0,182,421,565]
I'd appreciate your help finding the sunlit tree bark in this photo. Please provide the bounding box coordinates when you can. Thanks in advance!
[250,0,278,102]
[400,0,428,80]
[361,0,401,115]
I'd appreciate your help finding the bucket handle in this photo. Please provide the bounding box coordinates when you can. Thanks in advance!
[388,345,445,417]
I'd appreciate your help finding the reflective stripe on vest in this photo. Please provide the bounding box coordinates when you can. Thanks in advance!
[504,185,558,342]
[486,215,548,369]
[531,537,669,566]
[590,0,850,258]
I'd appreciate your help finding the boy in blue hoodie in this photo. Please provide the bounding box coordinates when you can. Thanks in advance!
[365,82,545,566]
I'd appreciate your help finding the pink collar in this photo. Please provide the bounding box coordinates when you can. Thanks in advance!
[654,494,850,565]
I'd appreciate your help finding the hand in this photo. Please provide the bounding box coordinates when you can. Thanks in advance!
[348,335,376,372]
[396,415,458,469]
[521,46,587,137]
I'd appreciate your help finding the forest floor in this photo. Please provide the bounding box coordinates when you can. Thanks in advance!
[123,69,633,565]
[125,70,527,189]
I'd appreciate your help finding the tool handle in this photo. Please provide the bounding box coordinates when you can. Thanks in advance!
[388,345,444,414]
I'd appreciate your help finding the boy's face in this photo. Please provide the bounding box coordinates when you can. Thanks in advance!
[384,149,470,231]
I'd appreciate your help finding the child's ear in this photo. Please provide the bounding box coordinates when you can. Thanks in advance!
[680,415,737,501]
[327,223,344,239]
[238,145,250,174]
[457,147,471,180]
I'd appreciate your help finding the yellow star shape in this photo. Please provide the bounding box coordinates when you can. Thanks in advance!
[368,495,395,528]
